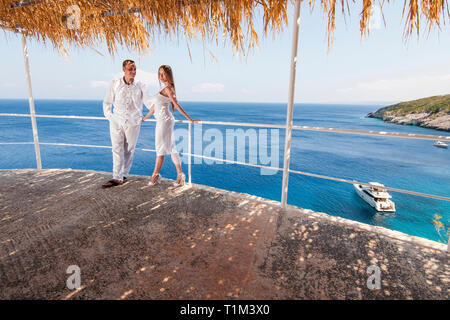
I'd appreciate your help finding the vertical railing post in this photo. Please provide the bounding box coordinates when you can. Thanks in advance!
[22,33,42,170]
[281,0,301,207]
[188,121,192,185]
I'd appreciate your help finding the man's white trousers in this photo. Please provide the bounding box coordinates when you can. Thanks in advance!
[109,119,141,180]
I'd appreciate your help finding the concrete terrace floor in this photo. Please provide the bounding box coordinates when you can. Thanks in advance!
[0,169,448,300]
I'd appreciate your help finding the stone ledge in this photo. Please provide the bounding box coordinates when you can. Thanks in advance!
[0,169,448,299]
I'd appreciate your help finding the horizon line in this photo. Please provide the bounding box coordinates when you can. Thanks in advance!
[0,97,396,106]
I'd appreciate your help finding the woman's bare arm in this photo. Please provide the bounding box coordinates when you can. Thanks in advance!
[142,104,155,122]
[164,86,200,122]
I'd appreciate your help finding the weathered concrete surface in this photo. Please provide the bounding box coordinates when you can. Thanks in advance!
[0,169,448,300]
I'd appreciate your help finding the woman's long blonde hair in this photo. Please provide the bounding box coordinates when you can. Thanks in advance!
[159,65,176,112]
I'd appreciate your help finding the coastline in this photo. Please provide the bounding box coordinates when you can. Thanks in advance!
[367,95,450,132]
[367,111,450,132]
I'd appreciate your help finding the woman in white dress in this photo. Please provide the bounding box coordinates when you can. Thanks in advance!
[142,65,199,186]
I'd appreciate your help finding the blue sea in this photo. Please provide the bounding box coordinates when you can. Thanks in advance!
[0,99,449,243]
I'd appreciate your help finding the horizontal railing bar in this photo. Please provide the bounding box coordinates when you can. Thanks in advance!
[0,113,32,117]
[292,125,450,141]
[0,113,107,120]
[0,113,186,123]
[289,169,450,201]
[1,113,449,141]
[1,140,448,202]
[0,141,158,153]
[34,115,106,120]
[0,142,34,145]
[39,142,111,149]
[0,141,280,171]
[197,120,285,129]
[136,147,157,152]
[179,152,283,171]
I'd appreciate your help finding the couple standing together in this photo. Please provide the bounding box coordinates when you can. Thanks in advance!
[102,59,199,189]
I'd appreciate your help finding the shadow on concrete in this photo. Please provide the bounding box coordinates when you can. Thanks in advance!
[0,169,448,299]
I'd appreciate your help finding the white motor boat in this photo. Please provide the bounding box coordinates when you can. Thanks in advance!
[433,141,448,148]
[354,182,396,212]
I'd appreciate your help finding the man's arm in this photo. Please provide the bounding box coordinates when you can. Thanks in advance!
[103,80,116,120]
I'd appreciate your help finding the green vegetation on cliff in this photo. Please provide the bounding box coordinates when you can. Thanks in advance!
[388,94,450,116]
[366,94,450,131]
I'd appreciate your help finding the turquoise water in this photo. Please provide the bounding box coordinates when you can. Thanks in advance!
[0,99,449,242]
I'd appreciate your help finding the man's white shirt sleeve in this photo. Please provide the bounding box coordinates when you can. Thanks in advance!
[103,80,116,120]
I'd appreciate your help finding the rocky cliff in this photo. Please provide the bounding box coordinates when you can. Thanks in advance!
[367,94,450,132]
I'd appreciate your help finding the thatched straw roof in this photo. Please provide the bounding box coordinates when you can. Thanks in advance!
[0,0,448,54]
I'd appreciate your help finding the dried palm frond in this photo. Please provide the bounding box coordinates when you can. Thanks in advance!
[0,0,448,55]
[0,0,288,54]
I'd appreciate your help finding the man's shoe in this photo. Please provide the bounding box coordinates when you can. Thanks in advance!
[102,179,123,188]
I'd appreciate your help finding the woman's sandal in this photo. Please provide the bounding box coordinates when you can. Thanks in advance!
[148,174,161,186]
[173,173,186,187]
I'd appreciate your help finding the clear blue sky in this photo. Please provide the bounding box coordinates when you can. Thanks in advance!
[1,1,449,104]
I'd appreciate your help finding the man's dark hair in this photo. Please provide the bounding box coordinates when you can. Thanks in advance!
[122,59,135,68]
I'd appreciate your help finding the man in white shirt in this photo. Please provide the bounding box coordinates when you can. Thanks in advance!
[102,59,153,188]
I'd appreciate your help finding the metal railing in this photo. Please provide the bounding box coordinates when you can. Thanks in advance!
[1,112,449,202]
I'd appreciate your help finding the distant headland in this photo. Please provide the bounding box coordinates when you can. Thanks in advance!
[366,94,450,132]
